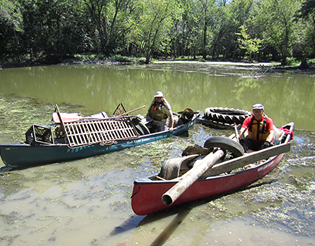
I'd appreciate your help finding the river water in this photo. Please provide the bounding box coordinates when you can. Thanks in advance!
[0,62,314,245]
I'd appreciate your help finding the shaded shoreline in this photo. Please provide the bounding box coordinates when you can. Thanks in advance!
[155,60,315,75]
[1,59,314,74]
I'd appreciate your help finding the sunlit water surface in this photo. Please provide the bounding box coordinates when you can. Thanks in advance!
[0,63,314,245]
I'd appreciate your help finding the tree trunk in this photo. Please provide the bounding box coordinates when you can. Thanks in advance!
[281,56,287,66]
[299,57,309,68]
[203,23,207,59]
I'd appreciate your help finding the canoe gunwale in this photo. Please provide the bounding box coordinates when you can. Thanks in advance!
[134,152,281,185]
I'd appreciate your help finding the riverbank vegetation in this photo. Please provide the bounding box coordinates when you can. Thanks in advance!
[1,0,315,67]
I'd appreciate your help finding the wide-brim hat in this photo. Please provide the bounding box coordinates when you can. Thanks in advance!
[154,91,164,98]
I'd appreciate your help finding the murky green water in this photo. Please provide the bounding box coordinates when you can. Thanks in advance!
[1,63,314,131]
[0,63,315,245]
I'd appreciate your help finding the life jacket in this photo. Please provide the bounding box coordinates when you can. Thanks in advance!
[148,101,169,121]
[248,115,270,141]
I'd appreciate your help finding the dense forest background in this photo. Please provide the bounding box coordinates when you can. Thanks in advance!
[1,0,315,65]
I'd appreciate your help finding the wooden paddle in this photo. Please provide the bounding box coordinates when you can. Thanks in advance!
[52,105,145,123]
[234,123,240,142]
[52,112,102,123]
[116,105,146,117]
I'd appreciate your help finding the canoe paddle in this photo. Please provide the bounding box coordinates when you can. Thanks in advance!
[116,105,146,117]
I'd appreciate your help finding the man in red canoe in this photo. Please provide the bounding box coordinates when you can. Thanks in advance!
[239,103,275,152]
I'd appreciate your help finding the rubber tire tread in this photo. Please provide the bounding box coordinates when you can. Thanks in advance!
[135,122,150,135]
[204,136,244,157]
[204,107,251,125]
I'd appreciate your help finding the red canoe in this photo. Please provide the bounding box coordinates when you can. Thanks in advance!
[131,122,294,215]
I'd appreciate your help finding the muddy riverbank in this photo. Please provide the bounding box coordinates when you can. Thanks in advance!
[2,59,315,75]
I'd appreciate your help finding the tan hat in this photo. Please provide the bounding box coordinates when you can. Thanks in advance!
[154,91,164,97]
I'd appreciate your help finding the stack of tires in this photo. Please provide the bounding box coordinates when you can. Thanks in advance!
[203,107,251,127]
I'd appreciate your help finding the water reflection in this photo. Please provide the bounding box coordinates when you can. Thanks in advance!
[0,64,314,131]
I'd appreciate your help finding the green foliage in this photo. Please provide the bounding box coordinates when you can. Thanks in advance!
[0,0,23,31]
[108,55,146,63]
[0,0,314,65]
[287,57,301,66]
[74,54,108,61]
[296,0,315,20]
[236,25,263,61]
[128,0,183,63]
[0,0,23,59]
[19,0,88,60]
[110,55,132,62]
[251,0,303,65]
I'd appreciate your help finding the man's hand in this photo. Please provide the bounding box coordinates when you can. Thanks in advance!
[262,141,273,149]
[169,127,173,133]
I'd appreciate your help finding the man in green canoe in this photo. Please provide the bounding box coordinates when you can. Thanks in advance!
[145,91,174,133]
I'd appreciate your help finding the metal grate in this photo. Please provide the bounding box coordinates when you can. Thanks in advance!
[63,118,139,148]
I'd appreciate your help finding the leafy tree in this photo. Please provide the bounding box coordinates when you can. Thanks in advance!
[178,0,202,59]
[297,0,315,19]
[210,0,254,60]
[129,0,183,63]
[1,0,315,65]
[236,24,262,61]
[252,0,302,65]
[84,0,138,54]
[209,4,231,59]
[84,0,111,53]
[196,0,217,59]
[111,0,138,55]
[21,0,87,60]
[226,0,254,59]
[295,0,315,61]
[0,0,22,33]
[0,0,23,60]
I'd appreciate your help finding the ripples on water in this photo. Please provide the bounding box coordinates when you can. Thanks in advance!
[0,96,315,245]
